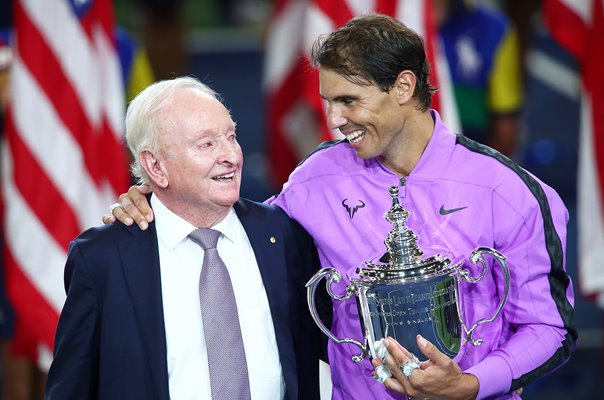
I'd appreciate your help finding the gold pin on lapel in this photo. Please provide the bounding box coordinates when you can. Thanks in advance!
[269,236,277,244]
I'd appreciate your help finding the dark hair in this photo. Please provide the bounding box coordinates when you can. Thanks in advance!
[311,13,436,111]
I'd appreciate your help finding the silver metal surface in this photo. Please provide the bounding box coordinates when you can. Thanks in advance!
[306,185,511,363]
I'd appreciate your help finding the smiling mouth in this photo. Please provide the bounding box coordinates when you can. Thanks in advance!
[212,172,235,182]
[345,129,365,144]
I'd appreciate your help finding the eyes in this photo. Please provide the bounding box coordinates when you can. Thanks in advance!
[325,97,357,111]
[197,132,238,150]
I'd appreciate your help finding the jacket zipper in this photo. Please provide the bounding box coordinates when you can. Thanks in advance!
[399,176,407,208]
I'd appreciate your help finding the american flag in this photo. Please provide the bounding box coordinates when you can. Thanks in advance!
[544,0,604,307]
[264,0,459,188]
[1,0,129,368]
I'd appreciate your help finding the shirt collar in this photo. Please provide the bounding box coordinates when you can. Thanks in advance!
[151,195,239,250]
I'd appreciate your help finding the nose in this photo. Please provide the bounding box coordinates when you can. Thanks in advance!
[217,137,241,165]
[326,104,347,130]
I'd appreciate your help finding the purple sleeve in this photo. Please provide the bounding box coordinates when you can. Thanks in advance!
[466,187,575,399]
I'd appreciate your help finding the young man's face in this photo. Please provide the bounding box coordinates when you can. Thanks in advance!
[319,68,404,161]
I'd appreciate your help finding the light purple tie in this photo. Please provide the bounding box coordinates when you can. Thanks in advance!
[189,228,251,400]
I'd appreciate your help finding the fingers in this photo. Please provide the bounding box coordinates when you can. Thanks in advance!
[111,185,154,230]
[373,364,392,384]
[111,201,135,226]
[371,354,406,394]
[376,335,469,399]
[383,339,420,382]
[374,339,389,362]
[102,214,116,225]
[136,183,152,195]
[416,335,448,367]
[128,185,154,225]
[372,338,421,397]
[385,336,414,360]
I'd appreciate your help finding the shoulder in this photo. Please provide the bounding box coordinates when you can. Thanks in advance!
[451,136,566,214]
[281,139,369,189]
[72,221,138,248]
[235,198,303,229]
[63,223,137,290]
[298,139,348,165]
[68,222,152,266]
[235,198,312,241]
[234,198,285,220]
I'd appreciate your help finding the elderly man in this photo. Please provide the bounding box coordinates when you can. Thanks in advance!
[108,14,576,400]
[45,77,327,399]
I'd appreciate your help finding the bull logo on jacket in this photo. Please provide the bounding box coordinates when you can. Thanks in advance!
[342,198,365,219]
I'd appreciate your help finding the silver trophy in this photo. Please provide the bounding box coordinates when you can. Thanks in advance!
[306,185,510,362]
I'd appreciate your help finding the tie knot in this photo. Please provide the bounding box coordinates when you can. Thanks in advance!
[189,228,221,250]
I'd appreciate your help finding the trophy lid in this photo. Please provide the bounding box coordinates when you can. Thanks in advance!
[351,185,457,284]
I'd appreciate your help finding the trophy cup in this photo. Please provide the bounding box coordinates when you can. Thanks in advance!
[306,185,510,362]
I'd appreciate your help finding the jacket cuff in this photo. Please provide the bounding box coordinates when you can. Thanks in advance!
[464,355,512,399]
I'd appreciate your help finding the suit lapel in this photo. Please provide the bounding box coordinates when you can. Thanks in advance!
[118,223,169,400]
[234,200,298,395]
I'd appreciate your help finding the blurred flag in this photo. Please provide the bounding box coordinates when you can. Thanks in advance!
[544,0,604,306]
[264,0,459,187]
[1,0,130,369]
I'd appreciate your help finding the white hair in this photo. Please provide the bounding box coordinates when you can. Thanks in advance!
[125,76,219,185]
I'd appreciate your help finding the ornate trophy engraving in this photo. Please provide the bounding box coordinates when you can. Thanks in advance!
[306,186,510,362]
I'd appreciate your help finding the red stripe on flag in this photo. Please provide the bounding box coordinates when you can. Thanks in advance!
[4,110,80,250]
[315,0,354,28]
[545,0,604,301]
[4,248,58,352]
[3,0,129,367]
[375,0,397,17]
[271,0,292,17]
[91,0,117,41]
[15,2,104,187]
[543,0,588,61]
[422,0,441,112]
[545,0,604,221]
[83,0,131,193]
[100,117,131,192]
[585,1,604,203]
[267,62,312,185]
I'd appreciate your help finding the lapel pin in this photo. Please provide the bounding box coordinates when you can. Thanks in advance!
[269,236,277,244]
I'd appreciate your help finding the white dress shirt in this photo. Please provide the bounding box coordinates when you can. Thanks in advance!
[151,195,285,399]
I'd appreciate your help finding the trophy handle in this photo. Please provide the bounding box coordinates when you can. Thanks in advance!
[306,267,368,362]
[458,247,510,346]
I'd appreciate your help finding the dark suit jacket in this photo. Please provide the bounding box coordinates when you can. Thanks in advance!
[45,198,330,400]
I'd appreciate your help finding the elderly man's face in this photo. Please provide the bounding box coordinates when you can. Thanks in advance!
[157,89,242,216]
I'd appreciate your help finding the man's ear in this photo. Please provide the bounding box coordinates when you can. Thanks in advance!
[394,70,416,105]
[140,149,168,189]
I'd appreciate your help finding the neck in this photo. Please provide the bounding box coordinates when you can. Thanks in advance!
[380,110,435,177]
[153,191,233,228]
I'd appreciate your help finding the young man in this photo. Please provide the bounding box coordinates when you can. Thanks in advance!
[109,14,576,400]
[46,77,328,399]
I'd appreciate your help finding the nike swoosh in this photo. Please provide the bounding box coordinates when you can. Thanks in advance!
[439,205,468,215]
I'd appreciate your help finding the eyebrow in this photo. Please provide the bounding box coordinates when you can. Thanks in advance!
[320,93,360,103]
